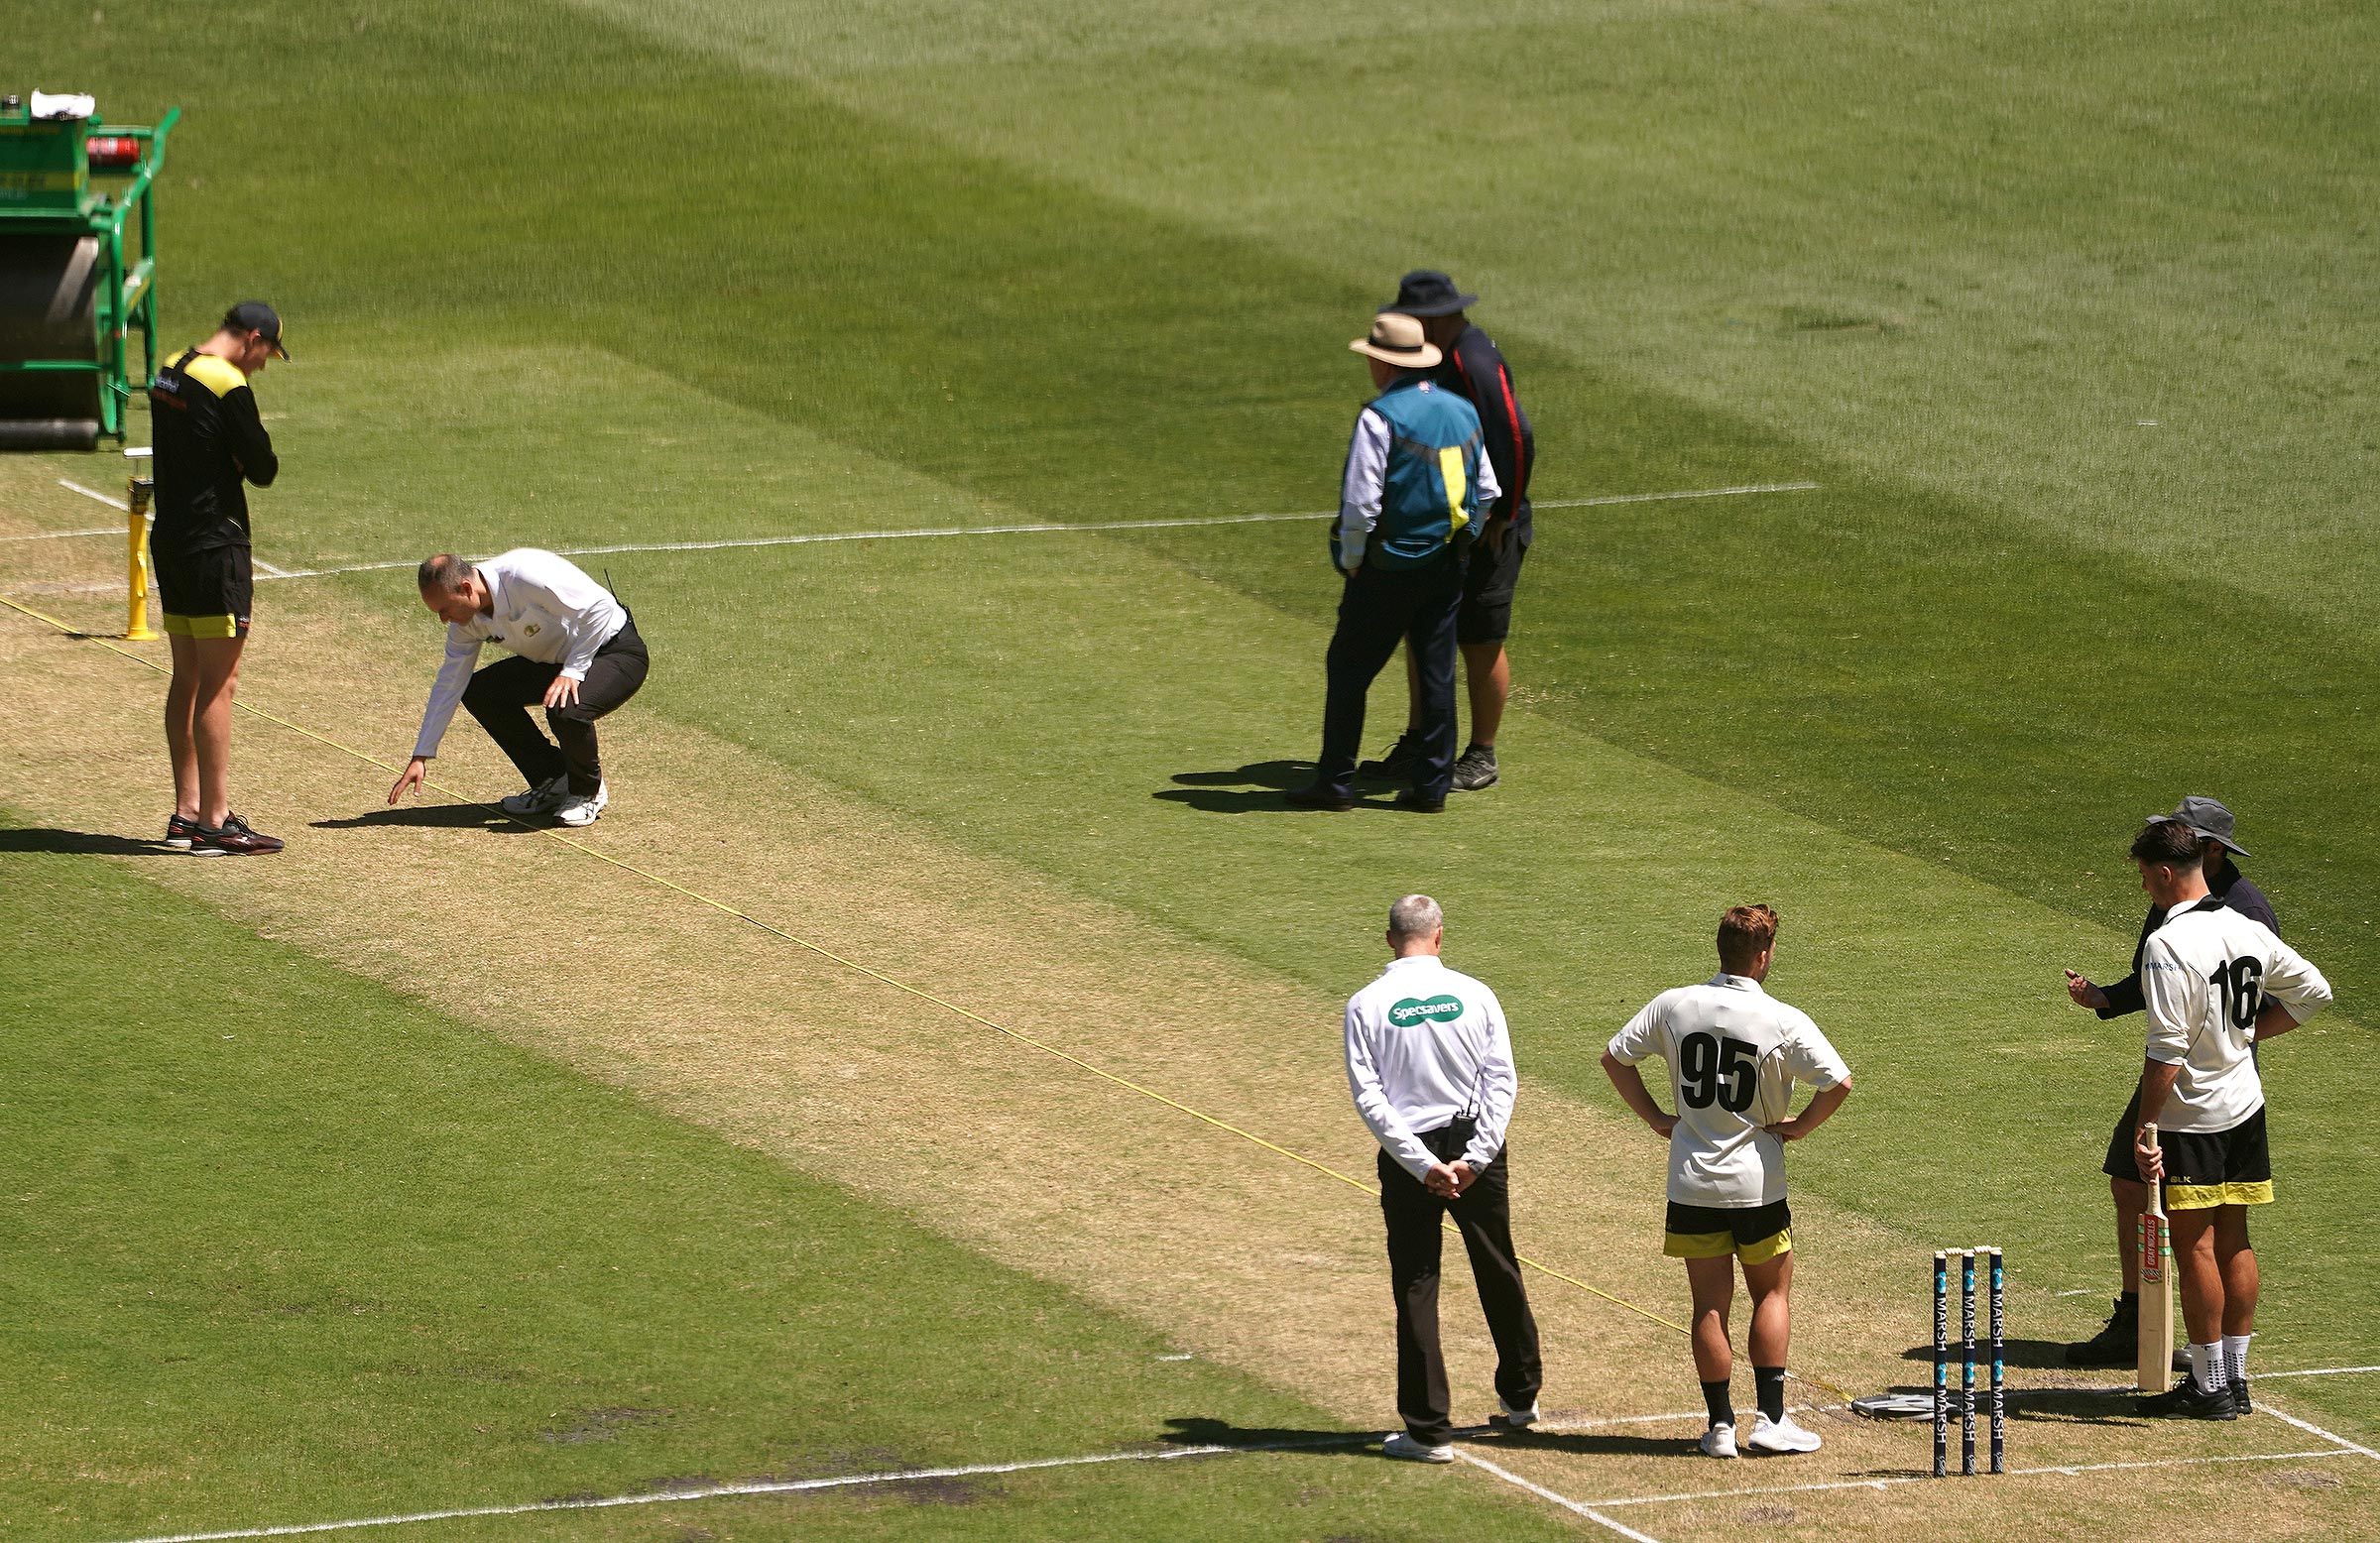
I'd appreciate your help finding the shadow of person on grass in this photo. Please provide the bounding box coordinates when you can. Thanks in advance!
[1155,761,1395,814]
[1899,1337,2072,1370]
[310,803,537,833]
[1863,1381,2149,1427]
[1157,1416,1371,1455]
[0,828,176,856]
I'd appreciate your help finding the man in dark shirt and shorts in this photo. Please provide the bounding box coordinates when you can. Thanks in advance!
[148,301,288,856]
[1363,271,1535,793]
[2059,796,2277,1365]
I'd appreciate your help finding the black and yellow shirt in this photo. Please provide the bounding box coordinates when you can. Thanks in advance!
[148,347,278,558]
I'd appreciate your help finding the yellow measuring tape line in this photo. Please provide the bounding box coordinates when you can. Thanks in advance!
[2,590,1861,1401]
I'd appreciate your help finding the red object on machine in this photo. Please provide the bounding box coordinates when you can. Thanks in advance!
[85,135,141,168]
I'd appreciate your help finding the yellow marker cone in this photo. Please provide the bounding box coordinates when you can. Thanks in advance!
[123,473,161,641]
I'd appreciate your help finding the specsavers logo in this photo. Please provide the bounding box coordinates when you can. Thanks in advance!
[1389,995,1465,1027]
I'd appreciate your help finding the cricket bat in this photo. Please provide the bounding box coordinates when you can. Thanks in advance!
[2137,1122,2175,1393]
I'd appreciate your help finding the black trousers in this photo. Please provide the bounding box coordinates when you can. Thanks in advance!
[1318,554,1462,799]
[461,617,650,795]
[1378,1120,1543,1443]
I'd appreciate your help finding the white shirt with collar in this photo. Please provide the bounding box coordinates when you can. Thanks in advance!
[411,548,628,761]
[1344,953,1517,1180]
[1606,974,1848,1207]
[1335,382,1503,573]
[2141,896,2329,1133]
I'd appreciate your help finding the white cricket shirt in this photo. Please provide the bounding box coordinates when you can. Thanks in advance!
[412,548,628,760]
[1344,954,1517,1180]
[2141,897,2330,1133]
[1606,974,1849,1207]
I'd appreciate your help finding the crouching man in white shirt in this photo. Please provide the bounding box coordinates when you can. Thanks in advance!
[1345,893,1543,1463]
[387,550,650,827]
[1603,904,1851,1460]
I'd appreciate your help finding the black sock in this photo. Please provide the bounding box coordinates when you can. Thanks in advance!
[1701,1378,1733,1430]
[1754,1366,1787,1424]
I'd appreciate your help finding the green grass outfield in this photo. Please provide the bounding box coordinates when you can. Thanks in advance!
[7,0,2378,1534]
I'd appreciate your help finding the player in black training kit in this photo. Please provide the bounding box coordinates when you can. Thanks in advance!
[1365,271,1535,793]
[148,301,288,857]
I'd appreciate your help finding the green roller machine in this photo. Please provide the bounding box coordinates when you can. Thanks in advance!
[0,92,178,450]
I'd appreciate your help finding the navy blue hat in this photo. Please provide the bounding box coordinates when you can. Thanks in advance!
[221,300,290,360]
[1386,270,1478,317]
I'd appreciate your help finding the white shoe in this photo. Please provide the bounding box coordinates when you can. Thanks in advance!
[500,773,570,816]
[1699,1422,1739,1459]
[1744,1411,1821,1454]
[1381,1431,1455,1464]
[1493,1397,1541,1428]
[553,781,609,827]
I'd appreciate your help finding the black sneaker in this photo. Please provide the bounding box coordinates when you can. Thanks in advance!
[2231,1374,2251,1415]
[1285,784,1356,812]
[1451,744,1499,791]
[190,813,285,857]
[166,813,198,851]
[2064,1297,2138,1367]
[1359,735,1421,779]
[1395,788,1446,813]
[2137,1373,2237,1420]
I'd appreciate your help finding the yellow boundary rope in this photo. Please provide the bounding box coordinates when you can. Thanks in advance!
[2,590,1861,1401]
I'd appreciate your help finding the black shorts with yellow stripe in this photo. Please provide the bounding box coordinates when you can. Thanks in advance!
[1664,1198,1792,1263]
[156,544,253,639]
[2159,1105,2273,1211]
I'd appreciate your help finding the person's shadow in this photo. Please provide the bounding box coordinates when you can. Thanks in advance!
[311,803,536,834]
[1899,1337,2074,1371]
[1155,761,1394,814]
[0,828,177,856]
[1157,1416,1371,1455]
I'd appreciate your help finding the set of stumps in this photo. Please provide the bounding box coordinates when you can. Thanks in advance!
[1934,1246,2006,1476]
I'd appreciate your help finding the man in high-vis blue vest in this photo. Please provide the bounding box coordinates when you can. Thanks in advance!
[1289,312,1498,813]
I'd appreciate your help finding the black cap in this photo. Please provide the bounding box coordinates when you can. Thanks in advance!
[1385,270,1479,318]
[222,300,290,360]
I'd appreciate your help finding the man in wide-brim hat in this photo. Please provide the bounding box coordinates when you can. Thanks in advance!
[1288,312,1500,813]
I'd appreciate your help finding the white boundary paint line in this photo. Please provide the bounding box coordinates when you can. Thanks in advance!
[0,525,115,542]
[1455,1450,1669,1543]
[60,477,129,512]
[91,1438,1376,1543]
[1578,1447,2357,1509]
[237,481,1822,583]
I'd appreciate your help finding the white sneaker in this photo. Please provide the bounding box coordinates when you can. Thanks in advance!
[1493,1397,1541,1428]
[1699,1422,1739,1459]
[553,781,609,827]
[500,773,570,816]
[1381,1431,1455,1464]
[1744,1411,1822,1454]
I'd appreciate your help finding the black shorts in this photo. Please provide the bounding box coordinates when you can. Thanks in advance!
[1456,519,1528,646]
[2158,1107,2273,1211]
[1664,1197,1793,1262]
[156,544,253,639]
[2100,1084,2149,1182]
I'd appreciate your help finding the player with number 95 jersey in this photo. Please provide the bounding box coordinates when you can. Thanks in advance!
[1602,904,1852,1459]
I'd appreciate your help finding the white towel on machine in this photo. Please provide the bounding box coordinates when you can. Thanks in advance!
[31,92,98,121]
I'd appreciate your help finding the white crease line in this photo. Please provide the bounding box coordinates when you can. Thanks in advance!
[60,478,130,512]
[2259,1365,2380,1380]
[2260,1402,2380,1462]
[1581,1447,2356,1509]
[92,1438,1368,1543]
[251,555,293,578]
[1456,1450,1669,1543]
[242,482,1823,583]
[0,526,116,542]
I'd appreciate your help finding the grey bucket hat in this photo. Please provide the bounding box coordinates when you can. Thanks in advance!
[2153,795,2248,857]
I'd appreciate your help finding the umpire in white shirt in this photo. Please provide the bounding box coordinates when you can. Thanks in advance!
[1345,893,1542,1462]
[387,549,650,827]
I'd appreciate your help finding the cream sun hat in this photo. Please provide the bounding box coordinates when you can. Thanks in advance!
[1350,310,1443,370]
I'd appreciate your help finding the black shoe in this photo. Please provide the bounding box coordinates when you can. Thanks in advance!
[1451,744,1499,791]
[1359,734,1421,779]
[1285,784,1356,812]
[2231,1374,2251,1415]
[2064,1297,2138,1367]
[190,812,286,857]
[1395,788,1446,813]
[2137,1373,2237,1420]
[166,813,198,851]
